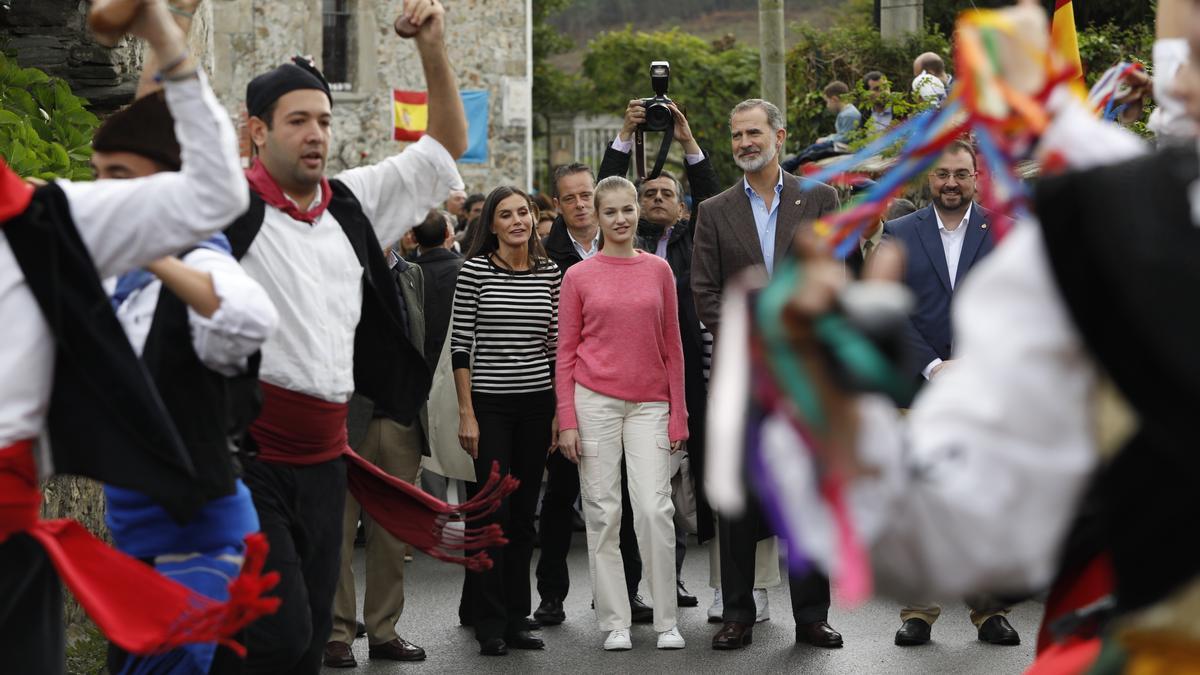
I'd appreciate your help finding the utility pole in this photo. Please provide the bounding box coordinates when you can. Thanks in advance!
[880,0,923,42]
[759,0,786,113]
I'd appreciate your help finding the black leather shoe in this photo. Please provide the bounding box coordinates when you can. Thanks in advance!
[523,616,542,630]
[323,641,356,668]
[630,595,654,624]
[369,638,426,661]
[534,598,565,625]
[977,615,1020,645]
[712,621,753,650]
[797,621,844,648]
[894,618,931,646]
[504,630,545,650]
[677,580,699,607]
[479,638,508,656]
[355,621,367,638]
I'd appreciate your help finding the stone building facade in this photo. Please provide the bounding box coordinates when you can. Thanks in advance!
[204,0,532,192]
[2,0,532,192]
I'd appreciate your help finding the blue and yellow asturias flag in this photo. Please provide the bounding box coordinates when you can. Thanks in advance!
[1051,0,1084,83]
[393,90,428,141]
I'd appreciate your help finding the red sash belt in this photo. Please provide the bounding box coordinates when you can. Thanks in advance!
[0,441,280,657]
[251,382,519,571]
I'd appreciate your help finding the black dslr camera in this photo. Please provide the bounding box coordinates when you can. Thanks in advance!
[635,61,674,181]
[641,61,673,132]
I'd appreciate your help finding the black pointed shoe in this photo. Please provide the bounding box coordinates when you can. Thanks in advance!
[534,598,565,625]
[479,638,507,656]
[977,616,1020,645]
[677,580,699,607]
[894,618,932,646]
[797,620,843,648]
[504,630,545,650]
[630,595,654,624]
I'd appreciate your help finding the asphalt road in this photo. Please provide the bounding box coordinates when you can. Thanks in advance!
[326,535,1040,674]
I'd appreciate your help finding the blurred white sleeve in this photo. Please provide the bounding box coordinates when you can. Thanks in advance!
[1148,38,1198,142]
[182,248,279,377]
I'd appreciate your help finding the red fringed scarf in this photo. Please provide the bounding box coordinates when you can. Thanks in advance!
[245,158,332,224]
[0,158,33,222]
[251,382,519,571]
[0,441,281,656]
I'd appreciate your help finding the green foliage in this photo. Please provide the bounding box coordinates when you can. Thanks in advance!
[580,28,760,185]
[65,622,107,675]
[1077,21,1155,88]
[925,0,1153,35]
[785,5,948,153]
[0,53,98,181]
[533,0,587,114]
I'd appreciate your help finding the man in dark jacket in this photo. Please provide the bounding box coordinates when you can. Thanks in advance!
[597,99,722,606]
[410,210,463,373]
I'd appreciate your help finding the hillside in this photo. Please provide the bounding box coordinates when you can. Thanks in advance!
[546,0,844,73]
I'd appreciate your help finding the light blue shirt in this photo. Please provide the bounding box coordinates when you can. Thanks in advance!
[743,168,784,277]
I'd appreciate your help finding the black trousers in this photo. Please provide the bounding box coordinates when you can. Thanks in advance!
[537,450,642,602]
[718,509,831,625]
[461,391,555,643]
[0,534,63,675]
[242,457,347,675]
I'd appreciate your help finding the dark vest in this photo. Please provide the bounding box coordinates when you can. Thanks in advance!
[1035,145,1200,613]
[3,184,204,522]
[139,280,262,501]
[224,180,431,419]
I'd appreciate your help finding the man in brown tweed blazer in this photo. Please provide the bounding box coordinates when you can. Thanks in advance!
[692,98,843,652]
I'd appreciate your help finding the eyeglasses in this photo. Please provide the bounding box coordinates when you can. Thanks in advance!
[930,170,976,181]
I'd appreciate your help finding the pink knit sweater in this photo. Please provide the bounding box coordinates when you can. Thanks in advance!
[556,251,689,441]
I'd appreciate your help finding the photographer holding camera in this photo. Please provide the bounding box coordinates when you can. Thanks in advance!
[597,95,722,608]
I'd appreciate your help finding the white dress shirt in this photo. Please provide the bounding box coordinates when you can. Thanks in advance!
[240,134,463,403]
[571,231,600,260]
[922,204,973,379]
[0,72,247,452]
[113,248,278,377]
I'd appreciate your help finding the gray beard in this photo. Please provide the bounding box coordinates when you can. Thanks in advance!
[734,142,777,173]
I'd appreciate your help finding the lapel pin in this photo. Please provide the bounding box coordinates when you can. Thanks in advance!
[794,199,802,205]
[981,223,989,230]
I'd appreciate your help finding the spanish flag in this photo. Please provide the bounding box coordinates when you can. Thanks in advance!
[393,90,428,141]
[1051,0,1084,83]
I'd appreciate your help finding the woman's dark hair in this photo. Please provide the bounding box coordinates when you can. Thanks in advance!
[465,185,550,268]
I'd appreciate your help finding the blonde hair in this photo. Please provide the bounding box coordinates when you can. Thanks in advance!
[593,175,638,212]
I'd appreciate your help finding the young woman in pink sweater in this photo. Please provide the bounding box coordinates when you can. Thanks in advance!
[556,175,688,651]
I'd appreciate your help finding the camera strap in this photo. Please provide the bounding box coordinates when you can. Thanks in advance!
[635,116,675,183]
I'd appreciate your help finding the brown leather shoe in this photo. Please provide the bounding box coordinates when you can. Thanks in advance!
[368,637,427,661]
[711,621,753,650]
[797,620,844,648]
[323,641,356,668]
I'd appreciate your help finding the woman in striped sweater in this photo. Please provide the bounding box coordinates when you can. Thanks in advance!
[451,185,560,656]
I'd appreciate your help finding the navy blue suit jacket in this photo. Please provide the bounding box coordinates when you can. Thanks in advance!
[882,203,994,381]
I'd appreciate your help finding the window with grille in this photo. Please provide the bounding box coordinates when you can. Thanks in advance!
[322,0,353,91]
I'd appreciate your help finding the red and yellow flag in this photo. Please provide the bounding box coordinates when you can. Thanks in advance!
[393,90,428,141]
[1051,0,1084,82]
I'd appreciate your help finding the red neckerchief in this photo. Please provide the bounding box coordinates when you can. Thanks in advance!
[245,157,332,224]
[0,158,34,224]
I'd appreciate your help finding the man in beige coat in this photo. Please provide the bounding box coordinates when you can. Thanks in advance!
[691,98,843,651]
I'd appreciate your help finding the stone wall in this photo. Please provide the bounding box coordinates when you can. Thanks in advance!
[207,0,531,195]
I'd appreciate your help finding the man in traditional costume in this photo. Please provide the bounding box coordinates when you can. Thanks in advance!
[225,1,494,672]
[92,89,281,674]
[0,2,261,672]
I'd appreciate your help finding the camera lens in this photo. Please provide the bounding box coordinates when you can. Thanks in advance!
[645,103,672,132]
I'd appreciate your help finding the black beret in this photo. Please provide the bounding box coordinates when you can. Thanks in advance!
[93,91,181,171]
[246,57,333,120]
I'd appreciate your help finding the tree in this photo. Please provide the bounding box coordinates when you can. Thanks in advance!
[581,28,760,185]
[533,0,585,114]
[0,53,98,180]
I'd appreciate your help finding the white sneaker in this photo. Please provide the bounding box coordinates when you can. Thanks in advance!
[707,588,724,622]
[604,628,632,651]
[754,588,770,623]
[657,626,685,650]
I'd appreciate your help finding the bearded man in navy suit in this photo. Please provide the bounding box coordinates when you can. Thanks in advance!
[881,139,1021,647]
